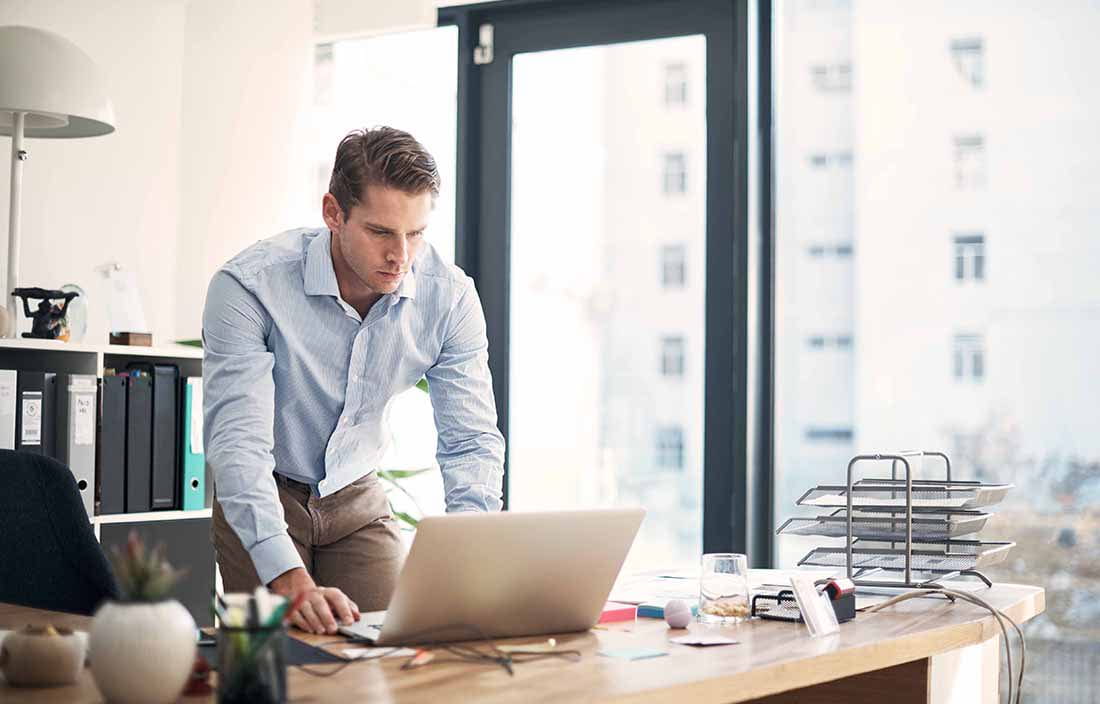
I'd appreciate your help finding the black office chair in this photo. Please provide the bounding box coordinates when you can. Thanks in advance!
[0,450,119,614]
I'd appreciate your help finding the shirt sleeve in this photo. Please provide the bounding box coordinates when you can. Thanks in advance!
[202,269,305,585]
[426,277,505,512]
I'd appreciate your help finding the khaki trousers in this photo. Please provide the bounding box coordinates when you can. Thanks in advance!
[211,472,404,612]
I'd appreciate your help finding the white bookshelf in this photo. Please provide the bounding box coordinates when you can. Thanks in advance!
[0,337,207,524]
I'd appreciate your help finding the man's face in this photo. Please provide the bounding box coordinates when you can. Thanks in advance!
[324,184,432,297]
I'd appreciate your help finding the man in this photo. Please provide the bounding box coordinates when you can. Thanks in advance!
[203,127,505,635]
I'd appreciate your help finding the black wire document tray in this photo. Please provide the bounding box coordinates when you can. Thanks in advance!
[797,541,1015,574]
[796,481,1013,510]
[778,511,990,541]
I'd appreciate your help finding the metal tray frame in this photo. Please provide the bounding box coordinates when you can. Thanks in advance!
[778,510,990,541]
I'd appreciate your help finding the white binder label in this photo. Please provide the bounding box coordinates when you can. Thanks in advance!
[21,393,42,444]
[189,378,204,454]
[74,394,95,445]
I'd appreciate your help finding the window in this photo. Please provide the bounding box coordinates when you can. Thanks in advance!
[808,242,854,257]
[953,134,986,188]
[660,335,685,377]
[314,43,333,106]
[804,427,853,442]
[953,233,986,281]
[655,426,684,470]
[950,37,984,88]
[810,62,852,92]
[953,334,984,381]
[808,151,853,169]
[662,152,687,194]
[661,243,687,287]
[776,5,1099,699]
[663,62,688,106]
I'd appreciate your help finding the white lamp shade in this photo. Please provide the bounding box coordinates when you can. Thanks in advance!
[0,25,115,138]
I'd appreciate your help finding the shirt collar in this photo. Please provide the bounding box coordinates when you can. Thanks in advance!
[303,228,418,301]
[303,229,340,298]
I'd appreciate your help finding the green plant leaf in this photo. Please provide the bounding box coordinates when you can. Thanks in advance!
[378,468,432,481]
[175,339,203,348]
[392,510,420,529]
[414,377,429,393]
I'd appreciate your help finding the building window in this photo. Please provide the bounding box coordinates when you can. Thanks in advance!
[953,233,986,281]
[953,334,985,381]
[953,134,985,188]
[656,426,685,470]
[314,43,334,106]
[663,62,688,106]
[810,62,852,92]
[660,336,685,377]
[808,242,854,258]
[807,335,853,349]
[662,152,687,194]
[804,427,853,442]
[950,37,984,88]
[661,244,687,287]
[808,151,853,169]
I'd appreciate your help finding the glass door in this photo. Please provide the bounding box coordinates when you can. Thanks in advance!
[443,0,754,571]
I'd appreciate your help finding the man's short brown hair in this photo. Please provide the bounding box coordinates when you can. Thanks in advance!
[328,126,441,218]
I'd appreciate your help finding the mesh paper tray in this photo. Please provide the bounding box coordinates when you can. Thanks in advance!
[777,511,990,541]
[797,541,1014,574]
[797,481,1013,510]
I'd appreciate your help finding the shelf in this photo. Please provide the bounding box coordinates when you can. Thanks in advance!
[94,508,212,525]
[0,338,202,359]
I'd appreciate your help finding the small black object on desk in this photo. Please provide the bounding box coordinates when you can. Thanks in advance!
[11,287,78,340]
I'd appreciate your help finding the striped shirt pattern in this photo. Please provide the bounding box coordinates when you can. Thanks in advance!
[202,227,504,584]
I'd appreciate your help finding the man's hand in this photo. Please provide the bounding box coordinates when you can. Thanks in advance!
[267,567,360,634]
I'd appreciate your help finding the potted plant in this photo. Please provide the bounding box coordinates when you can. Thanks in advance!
[89,531,196,704]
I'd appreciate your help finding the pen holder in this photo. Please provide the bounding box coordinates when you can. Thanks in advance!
[216,625,287,704]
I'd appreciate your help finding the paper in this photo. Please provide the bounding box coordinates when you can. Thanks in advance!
[20,393,41,444]
[342,647,416,660]
[669,634,739,647]
[189,378,204,453]
[105,267,149,334]
[598,647,668,661]
[609,576,698,605]
[74,391,95,446]
[790,576,839,637]
[0,370,16,450]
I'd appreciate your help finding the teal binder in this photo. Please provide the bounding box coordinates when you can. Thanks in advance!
[181,377,206,510]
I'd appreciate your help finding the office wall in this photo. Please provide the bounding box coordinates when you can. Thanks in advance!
[173,0,313,339]
[0,0,186,343]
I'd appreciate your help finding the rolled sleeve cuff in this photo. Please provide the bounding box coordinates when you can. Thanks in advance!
[248,532,306,586]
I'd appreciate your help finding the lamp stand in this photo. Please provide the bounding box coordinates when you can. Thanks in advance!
[5,111,24,338]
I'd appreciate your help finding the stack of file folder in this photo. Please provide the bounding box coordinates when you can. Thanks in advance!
[0,366,206,517]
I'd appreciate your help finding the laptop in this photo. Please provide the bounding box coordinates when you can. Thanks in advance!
[338,507,645,645]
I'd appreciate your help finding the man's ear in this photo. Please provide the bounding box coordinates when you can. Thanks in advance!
[322,193,346,232]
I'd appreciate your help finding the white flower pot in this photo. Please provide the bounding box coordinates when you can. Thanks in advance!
[89,600,197,704]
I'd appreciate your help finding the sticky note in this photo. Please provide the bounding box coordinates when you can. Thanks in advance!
[670,634,739,647]
[597,647,669,661]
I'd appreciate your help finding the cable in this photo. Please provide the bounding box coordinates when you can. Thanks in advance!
[293,624,581,678]
[861,587,1026,704]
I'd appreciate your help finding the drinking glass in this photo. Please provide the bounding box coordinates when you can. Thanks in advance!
[699,553,750,624]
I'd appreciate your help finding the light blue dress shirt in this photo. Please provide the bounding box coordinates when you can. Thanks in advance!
[202,227,505,585]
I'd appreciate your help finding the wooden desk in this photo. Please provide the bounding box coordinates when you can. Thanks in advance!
[0,583,1043,703]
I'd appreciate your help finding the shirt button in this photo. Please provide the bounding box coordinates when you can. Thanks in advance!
[340,418,349,426]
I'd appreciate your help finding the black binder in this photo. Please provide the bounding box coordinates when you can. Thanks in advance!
[98,375,127,515]
[150,365,180,510]
[16,371,56,457]
[125,373,153,513]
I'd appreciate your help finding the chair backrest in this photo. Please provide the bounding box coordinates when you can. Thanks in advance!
[0,450,118,614]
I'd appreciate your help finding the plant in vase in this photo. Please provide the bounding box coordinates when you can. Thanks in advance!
[89,531,196,704]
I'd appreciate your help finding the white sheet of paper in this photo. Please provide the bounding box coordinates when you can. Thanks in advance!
[342,647,416,660]
[105,268,149,334]
[670,634,739,646]
[790,575,839,638]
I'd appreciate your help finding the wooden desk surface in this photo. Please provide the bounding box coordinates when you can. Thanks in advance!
[0,583,1044,703]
